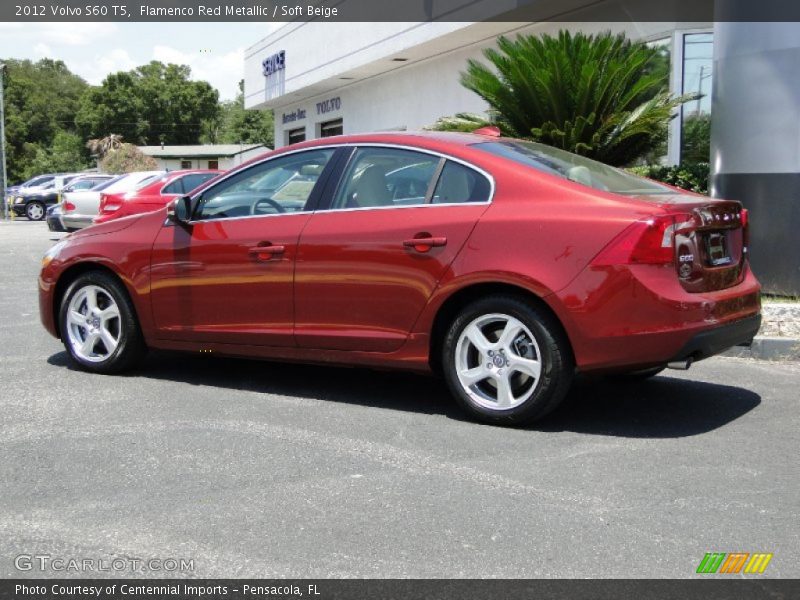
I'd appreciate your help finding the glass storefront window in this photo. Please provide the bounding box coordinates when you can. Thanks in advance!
[680,33,713,163]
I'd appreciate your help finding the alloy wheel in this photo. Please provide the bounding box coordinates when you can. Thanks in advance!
[65,285,122,363]
[454,313,543,410]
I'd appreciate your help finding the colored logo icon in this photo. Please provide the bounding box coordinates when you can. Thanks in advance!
[696,552,773,574]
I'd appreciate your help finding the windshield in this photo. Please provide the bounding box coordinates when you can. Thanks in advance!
[473,140,672,195]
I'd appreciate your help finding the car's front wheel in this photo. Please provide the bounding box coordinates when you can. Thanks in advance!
[26,201,46,221]
[442,295,573,426]
[59,271,147,373]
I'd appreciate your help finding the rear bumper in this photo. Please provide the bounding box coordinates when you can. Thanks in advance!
[551,261,762,373]
[61,214,94,229]
[669,313,761,362]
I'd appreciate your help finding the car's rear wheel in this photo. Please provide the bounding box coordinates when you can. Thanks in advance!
[59,271,147,373]
[442,295,573,426]
[26,201,45,221]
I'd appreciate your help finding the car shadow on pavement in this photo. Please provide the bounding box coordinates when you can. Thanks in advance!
[48,351,761,438]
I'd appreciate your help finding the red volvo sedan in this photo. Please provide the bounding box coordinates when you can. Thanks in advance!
[94,169,222,224]
[39,132,761,425]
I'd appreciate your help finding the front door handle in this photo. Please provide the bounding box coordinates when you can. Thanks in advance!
[248,243,285,261]
[403,236,447,252]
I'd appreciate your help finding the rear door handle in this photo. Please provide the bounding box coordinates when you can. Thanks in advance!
[403,236,447,252]
[248,244,285,260]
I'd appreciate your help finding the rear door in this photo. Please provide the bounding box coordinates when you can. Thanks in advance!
[294,145,493,352]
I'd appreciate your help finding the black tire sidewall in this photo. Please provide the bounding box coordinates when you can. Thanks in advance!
[442,295,572,425]
[59,272,145,374]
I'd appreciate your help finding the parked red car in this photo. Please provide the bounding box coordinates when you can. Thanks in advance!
[94,169,221,224]
[39,131,760,425]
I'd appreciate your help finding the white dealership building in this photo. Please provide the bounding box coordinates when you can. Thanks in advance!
[244,17,712,165]
[243,7,800,294]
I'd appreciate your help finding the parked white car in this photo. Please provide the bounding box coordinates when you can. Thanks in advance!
[60,171,165,231]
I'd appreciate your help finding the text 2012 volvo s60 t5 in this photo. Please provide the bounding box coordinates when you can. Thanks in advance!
[39,131,761,425]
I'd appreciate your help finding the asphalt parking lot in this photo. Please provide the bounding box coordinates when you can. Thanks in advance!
[0,219,797,579]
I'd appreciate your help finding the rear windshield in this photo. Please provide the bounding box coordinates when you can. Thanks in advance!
[133,174,163,191]
[93,176,125,191]
[474,140,672,195]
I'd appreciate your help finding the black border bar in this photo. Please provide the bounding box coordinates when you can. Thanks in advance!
[4,0,800,22]
[2,580,800,600]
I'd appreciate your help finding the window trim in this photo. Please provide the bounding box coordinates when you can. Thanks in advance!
[316,144,495,213]
[176,142,495,225]
[184,146,342,224]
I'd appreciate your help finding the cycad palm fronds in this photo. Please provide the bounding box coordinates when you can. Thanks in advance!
[461,31,694,166]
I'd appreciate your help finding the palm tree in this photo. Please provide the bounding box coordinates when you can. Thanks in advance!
[460,31,696,166]
[85,134,124,160]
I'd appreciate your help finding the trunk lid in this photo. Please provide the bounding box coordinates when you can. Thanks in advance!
[634,193,747,293]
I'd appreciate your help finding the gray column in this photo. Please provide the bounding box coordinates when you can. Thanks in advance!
[710,21,800,295]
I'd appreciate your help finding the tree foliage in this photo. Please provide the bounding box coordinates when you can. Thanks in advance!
[628,162,710,194]
[1,58,90,181]
[100,143,158,174]
[76,61,220,146]
[86,133,124,160]
[427,112,494,133]
[202,81,274,147]
[681,113,711,164]
[459,31,696,166]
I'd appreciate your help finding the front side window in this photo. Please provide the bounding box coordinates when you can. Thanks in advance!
[194,149,334,220]
[331,148,440,210]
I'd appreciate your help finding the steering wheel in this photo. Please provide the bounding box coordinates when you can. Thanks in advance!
[250,197,286,215]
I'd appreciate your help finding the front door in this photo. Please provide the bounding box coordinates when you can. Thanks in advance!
[149,147,336,346]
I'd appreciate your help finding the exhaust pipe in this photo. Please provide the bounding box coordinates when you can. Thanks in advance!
[667,357,693,370]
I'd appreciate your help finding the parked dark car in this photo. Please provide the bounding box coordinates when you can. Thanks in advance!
[46,204,67,232]
[11,174,79,221]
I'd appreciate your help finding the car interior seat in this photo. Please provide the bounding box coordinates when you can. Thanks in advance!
[349,165,392,208]
[435,166,472,203]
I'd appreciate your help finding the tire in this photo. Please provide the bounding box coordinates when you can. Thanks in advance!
[442,295,573,426]
[59,271,147,374]
[26,201,46,221]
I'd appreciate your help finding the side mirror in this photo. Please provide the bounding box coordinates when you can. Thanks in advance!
[167,195,194,224]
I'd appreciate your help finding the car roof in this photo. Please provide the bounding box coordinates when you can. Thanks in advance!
[233,131,503,173]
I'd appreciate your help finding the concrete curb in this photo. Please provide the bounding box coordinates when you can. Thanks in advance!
[722,337,800,361]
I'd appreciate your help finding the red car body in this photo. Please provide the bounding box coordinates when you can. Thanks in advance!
[94,169,222,224]
[39,132,760,422]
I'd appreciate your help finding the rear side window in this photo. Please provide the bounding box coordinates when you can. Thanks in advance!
[431,161,491,204]
[163,173,217,195]
[162,179,183,195]
[182,173,217,193]
[332,148,439,210]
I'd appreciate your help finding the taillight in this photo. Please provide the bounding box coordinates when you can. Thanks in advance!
[63,201,76,211]
[740,208,749,252]
[99,194,120,214]
[592,214,694,266]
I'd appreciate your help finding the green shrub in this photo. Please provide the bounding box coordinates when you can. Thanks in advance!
[628,163,710,194]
